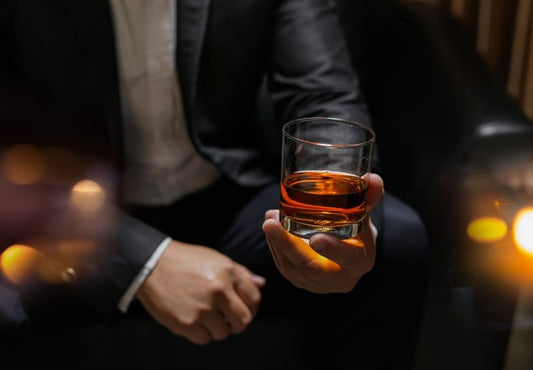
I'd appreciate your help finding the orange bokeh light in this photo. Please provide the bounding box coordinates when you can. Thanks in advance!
[1,145,44,185]
[0,244,44,285]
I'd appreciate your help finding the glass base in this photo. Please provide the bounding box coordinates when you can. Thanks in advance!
[281,216,361,239]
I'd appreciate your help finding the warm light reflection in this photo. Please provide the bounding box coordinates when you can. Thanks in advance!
[0,244,44,285]
[42,147,80,185]
[283,233,341,273]
[467,217,508,243]
[70,179,106,212]
[58,239,95,254]
[514,208,533,256]
[37,255,78,284]
[2,145,44,185]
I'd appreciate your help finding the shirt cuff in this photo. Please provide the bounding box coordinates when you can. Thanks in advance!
[117,237,172,313]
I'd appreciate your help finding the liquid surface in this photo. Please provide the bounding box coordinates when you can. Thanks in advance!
[280,171,367,227]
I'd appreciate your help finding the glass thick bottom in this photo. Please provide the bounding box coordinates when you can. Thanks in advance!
[281,216,361,239]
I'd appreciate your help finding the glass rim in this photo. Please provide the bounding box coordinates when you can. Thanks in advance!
[281,116,376,148]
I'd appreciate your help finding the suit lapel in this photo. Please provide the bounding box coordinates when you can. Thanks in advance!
[176,0,211,122]
[61,0,211,161]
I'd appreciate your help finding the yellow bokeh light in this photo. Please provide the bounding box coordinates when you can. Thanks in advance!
[1,144,44,185]
[467,217,508,243]
[514,208,533,256]
[0,244,44,285]
[70,179,106,212]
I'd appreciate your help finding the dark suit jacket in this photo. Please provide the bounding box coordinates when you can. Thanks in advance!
[0,0,369,332]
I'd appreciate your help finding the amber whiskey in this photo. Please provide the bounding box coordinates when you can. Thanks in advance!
[280,171,367,237]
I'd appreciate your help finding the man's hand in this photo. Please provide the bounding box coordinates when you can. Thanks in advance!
[262,173,384,293]
[136,241,265,345]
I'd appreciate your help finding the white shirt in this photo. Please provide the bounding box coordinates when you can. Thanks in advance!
[111,0,220,207]
[109,0,220,312]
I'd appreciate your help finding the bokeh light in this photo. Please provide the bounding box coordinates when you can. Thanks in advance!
[58,239,95,255]
[514,208,533,256]
[37,254,78,284]
[0,244,44,285]
[467,216,508,243]
[70,179,106,212]
[1,145,44,185]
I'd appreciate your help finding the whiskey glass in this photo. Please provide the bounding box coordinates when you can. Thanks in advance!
[280,117,375,239]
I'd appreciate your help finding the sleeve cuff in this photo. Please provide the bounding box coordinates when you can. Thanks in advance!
[370,218,378,244]
[117,237,172,313]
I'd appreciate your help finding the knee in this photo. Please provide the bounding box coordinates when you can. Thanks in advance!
[379,193,429,268]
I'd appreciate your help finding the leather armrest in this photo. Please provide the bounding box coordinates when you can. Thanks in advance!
[337,0,533,213]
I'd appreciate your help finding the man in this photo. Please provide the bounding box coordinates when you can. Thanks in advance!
[0,1,420,368]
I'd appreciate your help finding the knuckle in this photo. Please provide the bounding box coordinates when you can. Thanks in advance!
[191,336,211,346]
[232,326,245,334]
[339,276,359,293]
[231,322,247,334]
[221,259,236,273]
[251,291,262,306]
[241,311,253,325]
[179,310,204,327]
[230,313,252,334]
[214,330,230,341]
[364,258,375,273]
[209,281,226,296]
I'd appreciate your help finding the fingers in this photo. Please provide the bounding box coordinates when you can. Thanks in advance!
[236,263,266,288]
[365,173,384,212]
[311,213,375,265]
[179,325,212,345]
[219,291,253,334]
[233,264,263,317]
[308,233,362,268]
[262,213,318,269]
[215,263,263,334]
[201,312,232,341]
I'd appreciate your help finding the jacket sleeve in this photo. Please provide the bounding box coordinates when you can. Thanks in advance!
[268,0,371,128]
[69,209,169,318]
[0,201,168,338]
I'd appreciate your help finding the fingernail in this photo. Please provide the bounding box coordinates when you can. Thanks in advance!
[252,274,266,286]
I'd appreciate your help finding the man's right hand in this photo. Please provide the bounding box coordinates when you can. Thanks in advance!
[136,240,265,345]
